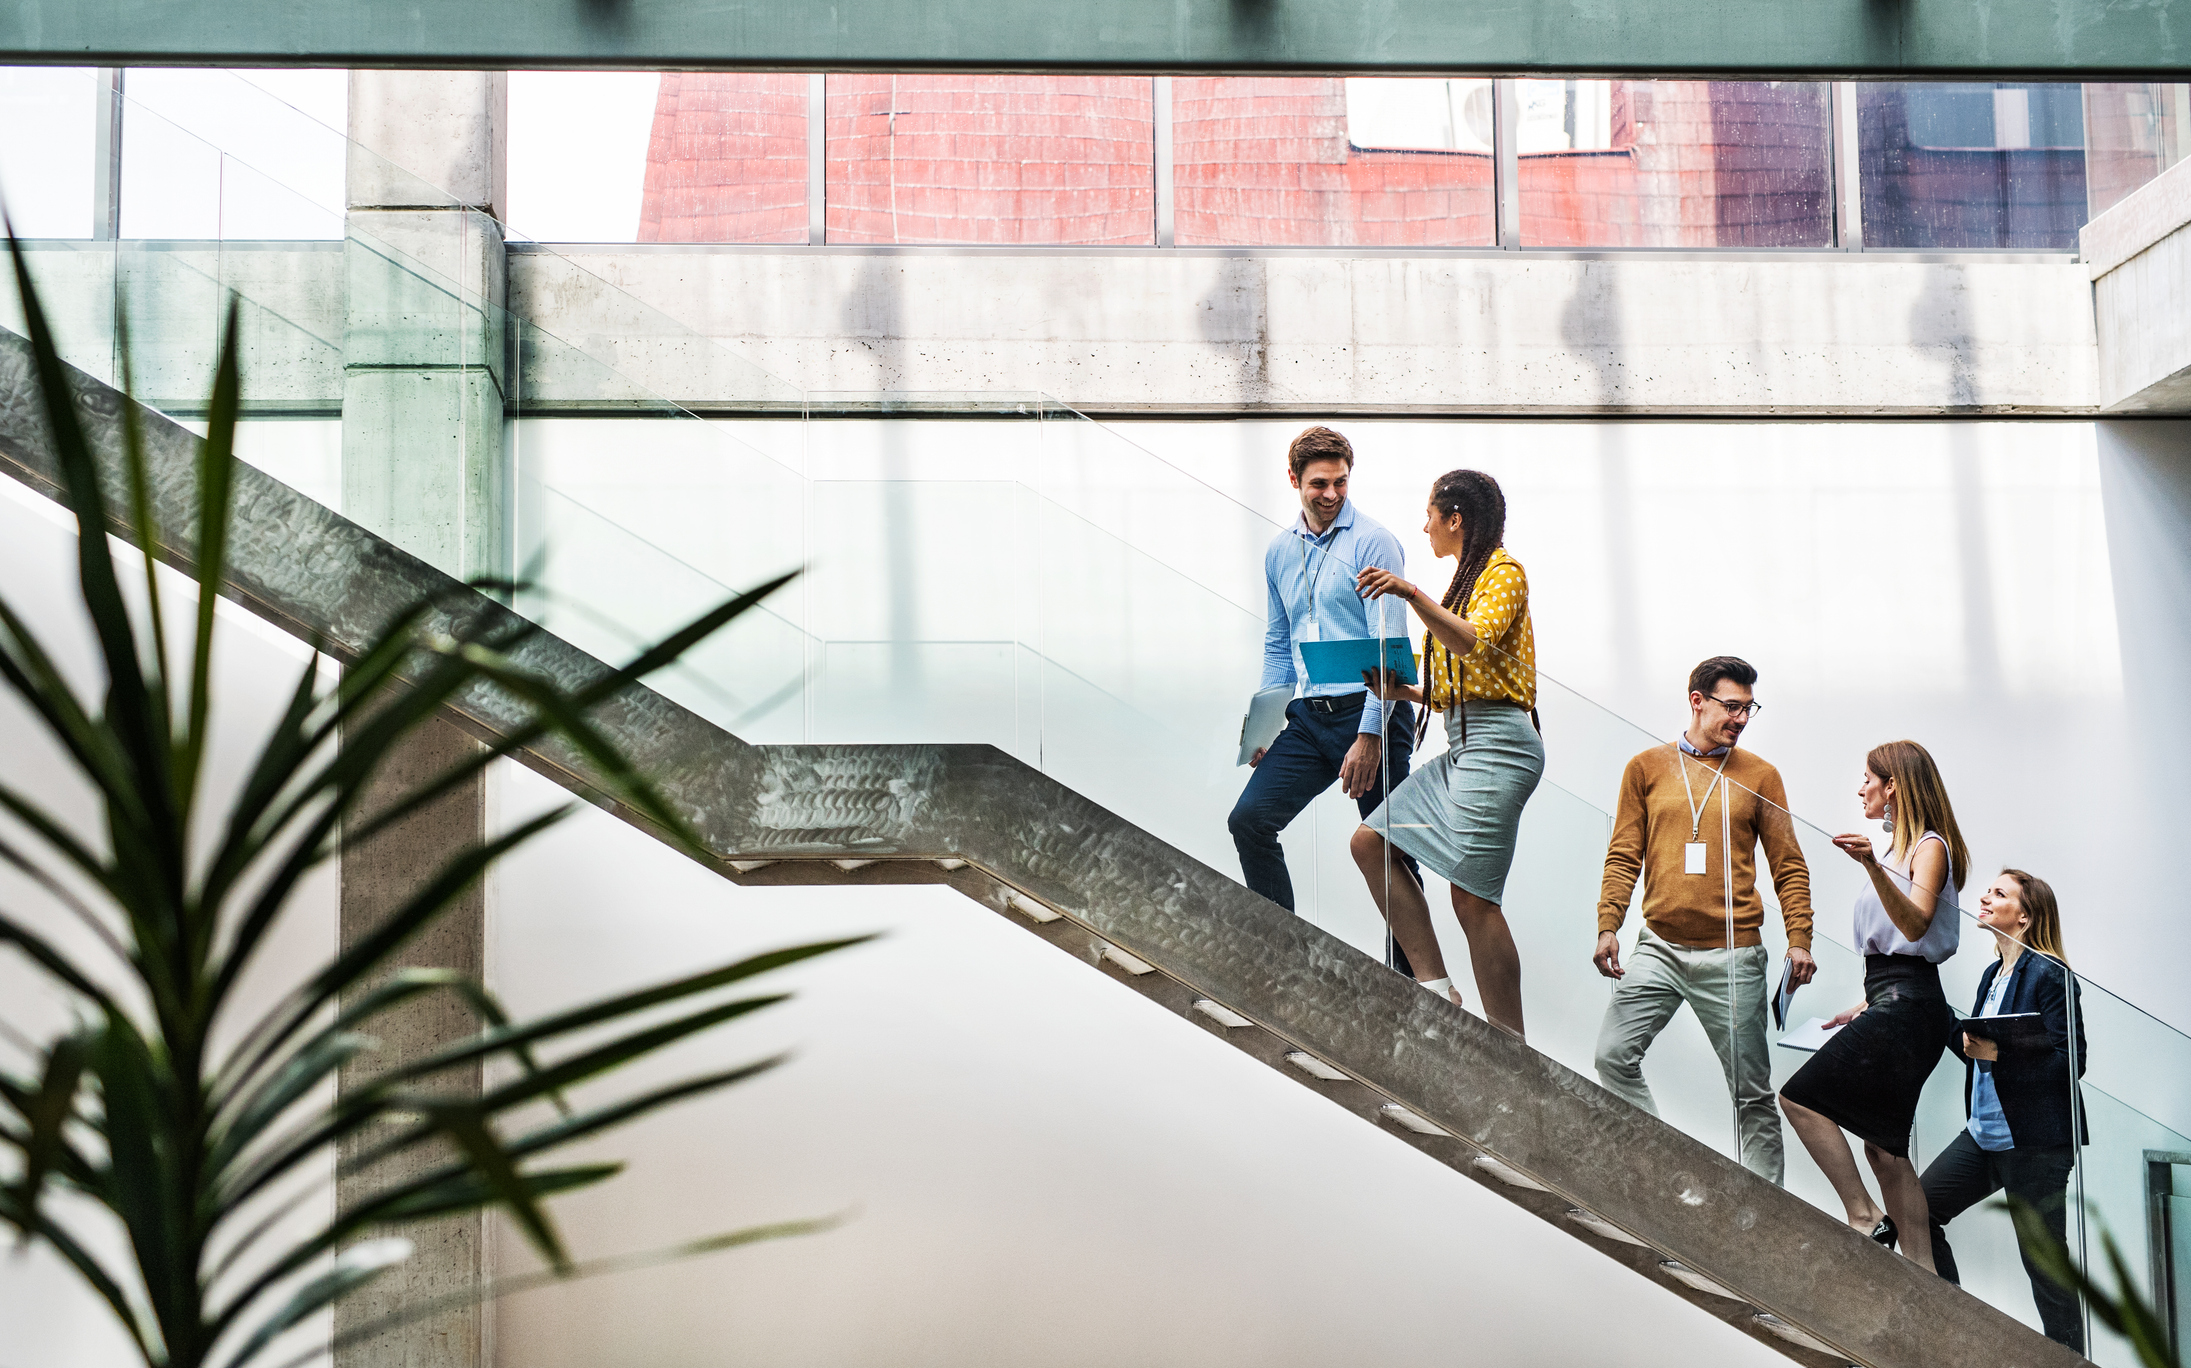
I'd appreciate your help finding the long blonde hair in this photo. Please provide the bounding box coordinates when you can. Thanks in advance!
[1996,868,2069,963]
[1866,739,1969,891]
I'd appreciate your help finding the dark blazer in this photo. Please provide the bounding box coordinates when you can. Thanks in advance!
[1947,950,2089,1149]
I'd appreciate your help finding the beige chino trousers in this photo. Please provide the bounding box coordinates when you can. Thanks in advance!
[1592,927,1784,1185]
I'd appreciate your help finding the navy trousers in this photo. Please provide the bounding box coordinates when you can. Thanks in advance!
[1228,695,1422,972]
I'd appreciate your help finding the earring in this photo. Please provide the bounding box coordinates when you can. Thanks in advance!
[1880,800,1895,833]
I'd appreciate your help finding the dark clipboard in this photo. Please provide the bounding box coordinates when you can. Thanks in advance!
[1772,957,1799,1032]
[1959,1012,2049,1051]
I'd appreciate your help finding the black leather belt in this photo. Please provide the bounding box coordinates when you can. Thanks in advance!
[1301,693,1367,714]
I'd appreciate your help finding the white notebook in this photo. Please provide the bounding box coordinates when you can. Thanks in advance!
[1237,686,1293,766]
[1775,1017,1845,1053]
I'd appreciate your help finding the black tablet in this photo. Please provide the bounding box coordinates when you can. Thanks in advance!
[1959,1012,2049,1050]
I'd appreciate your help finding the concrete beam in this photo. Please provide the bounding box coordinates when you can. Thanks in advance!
[0,327,2087,1368]
[7,238,2108,418]
[519,247,2101,416]
[5,0,2191,79]
[1,242,344,416]
[2086,156,2191,412]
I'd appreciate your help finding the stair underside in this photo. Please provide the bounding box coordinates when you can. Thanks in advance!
[0,329,2086,1368]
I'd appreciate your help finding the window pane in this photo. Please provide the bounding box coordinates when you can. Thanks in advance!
[0,67,97,238]
[1857,83,2086,250]
[1173,77,1493,247]
[825,75,1153,245]
[622,73,804,244]
[121,69,347,239]
[1518,80,1831,248]
[2083,83,2191,219]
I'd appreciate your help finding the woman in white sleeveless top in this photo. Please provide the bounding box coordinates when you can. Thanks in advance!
[1780,740,1965,1273]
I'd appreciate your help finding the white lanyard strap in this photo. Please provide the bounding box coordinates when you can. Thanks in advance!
[1296,525,1337,627]
[1677,748,1729,843]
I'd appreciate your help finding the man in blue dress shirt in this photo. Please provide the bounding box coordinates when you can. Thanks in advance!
[1228,427,1421,966]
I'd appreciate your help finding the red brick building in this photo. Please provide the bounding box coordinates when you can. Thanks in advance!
[636,75,2077,250]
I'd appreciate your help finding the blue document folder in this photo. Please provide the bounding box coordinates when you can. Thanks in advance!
[1298,636,1419,687]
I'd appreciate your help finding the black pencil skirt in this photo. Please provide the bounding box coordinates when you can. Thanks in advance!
[1780,954,1952,1159]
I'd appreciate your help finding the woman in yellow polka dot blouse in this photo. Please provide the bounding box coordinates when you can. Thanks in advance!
[1351,469,1544,1039]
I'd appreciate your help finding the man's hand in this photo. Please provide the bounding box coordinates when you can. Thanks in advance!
[1962,1032,1999,1062]
[1339,734,1383,799]
[1593,930,1624,979]
[1785,947,1817,986]
[1249,747,1268,767]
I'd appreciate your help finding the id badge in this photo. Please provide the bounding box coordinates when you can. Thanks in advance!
[1683,842,1708,875]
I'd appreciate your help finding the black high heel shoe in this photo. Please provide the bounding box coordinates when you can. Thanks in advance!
[1870,1216,1898,1249]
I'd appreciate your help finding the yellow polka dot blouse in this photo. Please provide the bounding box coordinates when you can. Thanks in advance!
[1422,547,1537,712]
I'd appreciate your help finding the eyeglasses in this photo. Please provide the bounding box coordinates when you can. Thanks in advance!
[1707,695,1763,719]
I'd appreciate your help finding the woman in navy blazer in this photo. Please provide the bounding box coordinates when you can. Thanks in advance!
[1919,868,2087,1352]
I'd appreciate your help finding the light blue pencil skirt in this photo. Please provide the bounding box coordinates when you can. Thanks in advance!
[1363,700,1545,905]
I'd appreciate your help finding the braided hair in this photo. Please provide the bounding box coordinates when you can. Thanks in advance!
[1431,469,1507,615]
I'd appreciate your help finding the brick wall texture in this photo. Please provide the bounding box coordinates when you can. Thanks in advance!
[640,73,809,244]
[1171,77,1493,246]
[636,75,2085,251]
[823,75,1155,245]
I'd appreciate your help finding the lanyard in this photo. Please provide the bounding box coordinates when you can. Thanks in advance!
[1676,747,1729,843]
[1294,520,1344,631]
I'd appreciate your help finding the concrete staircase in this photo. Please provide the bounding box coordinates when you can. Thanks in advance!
[0,329,2086,1368]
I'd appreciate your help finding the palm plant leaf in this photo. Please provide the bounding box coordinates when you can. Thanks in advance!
[0,235,856,1368]
[2005,1195,2183,1368]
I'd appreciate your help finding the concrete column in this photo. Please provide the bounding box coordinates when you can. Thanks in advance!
[341,71,511,583]
[336,71,508,1368]
[335,716,489,1368]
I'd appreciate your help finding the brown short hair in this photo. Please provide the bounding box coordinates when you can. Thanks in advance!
[1687,655,1757,699]
[1288,426,1355,480]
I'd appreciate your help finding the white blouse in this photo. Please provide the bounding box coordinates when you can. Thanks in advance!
[1851,830,1961,963]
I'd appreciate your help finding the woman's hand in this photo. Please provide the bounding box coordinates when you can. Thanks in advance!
[1355,567,1417,603]
[1831,833,1880,867]
[1828,1001,1869,1028]
[1360,668,1424,704]
[1961,1032,2000,1062]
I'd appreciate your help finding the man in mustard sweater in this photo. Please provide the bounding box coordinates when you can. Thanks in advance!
[1592,655,1816,1184]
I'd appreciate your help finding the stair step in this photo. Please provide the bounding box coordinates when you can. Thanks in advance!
[1283,1051,1349,1081]
[1191,999,1252,1029]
